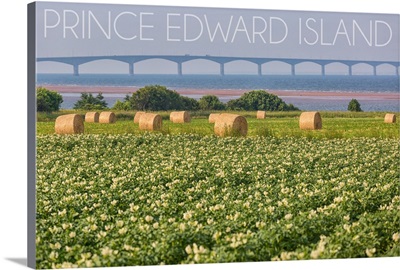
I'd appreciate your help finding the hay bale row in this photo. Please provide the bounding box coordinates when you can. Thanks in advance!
[139,113,162,131]
[55,114,84,134]
[85,111,116,123]
[170,111,191,123]
[57,111,396,135]
[214,113,248,137]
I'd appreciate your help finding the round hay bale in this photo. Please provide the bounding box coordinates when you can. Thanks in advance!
[208,113,221,123]
[134,111,146,124]
[139,113,162,131]
[55,114,84,134]
[256,111,266,119]
[170,111,191,123]
[214,113,248,137]
[99,111,116,123]
[299,111,322,130]
[384,113,396,123]
[85,112,99,123]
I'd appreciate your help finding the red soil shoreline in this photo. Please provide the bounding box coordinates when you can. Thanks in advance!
[38,84,400,100]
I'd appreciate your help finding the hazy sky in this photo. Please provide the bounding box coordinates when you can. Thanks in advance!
[35,1,399,75]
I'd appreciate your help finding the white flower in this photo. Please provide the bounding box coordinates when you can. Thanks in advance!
[393,233,400,242]
[365,248,376,257]
[213,231,221,240]
[145,215,153,222]
[185,245,192,254]
[194,253,201,262]
[101,247,113,257]
[49,251,58,260]
[50,242,61,250]
[118,227,128,235]
[310,250,321,259]
[183,211,193,220]
[69,232,76,238]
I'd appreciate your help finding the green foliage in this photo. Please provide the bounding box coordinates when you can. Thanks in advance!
[227,90,299,111]
[73,93,108,110]
[36,87,63,112]
[348,99,363,112]
[111,99,131,111]
[198,95,226,110]
[180,95,200,111]
[126,85,199,111]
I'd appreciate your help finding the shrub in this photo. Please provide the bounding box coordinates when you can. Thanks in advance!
[198,95,226,110]
[126,85,199,111]
[73,93,108,110]
[112,100,131,111]
[348,99,362,112]
[36,87,63,112]
[227,90,299,111]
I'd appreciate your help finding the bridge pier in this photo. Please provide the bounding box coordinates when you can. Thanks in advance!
[177,62,182,76]
[321,65,326,76]
[348,66,353,76]
[220,63,225,76]
[373,66,377,76]
[129,63,134,76]
[73,64,79,76]
[291,65,295,76]
[258,64,262,76]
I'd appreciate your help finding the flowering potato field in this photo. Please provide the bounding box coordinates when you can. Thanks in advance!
[36,133,400,268]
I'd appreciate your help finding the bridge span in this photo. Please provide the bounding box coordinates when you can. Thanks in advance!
[37,55,400,76]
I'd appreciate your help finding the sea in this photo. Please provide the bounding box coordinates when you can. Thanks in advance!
[36,74,400,112]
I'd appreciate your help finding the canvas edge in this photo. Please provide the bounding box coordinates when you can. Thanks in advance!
[27,2,37,269]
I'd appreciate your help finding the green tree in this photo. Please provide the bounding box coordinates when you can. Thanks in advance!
[111,99,131,111]
[180,96,200,111]
[73,93,108,110]
[198,95,226,110]
[226,90,299,111]
[348,99,362,112]
[36,87,63,112]
[126,85,199,111]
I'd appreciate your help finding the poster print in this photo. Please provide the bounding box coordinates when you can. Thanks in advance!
[28,1,399,269]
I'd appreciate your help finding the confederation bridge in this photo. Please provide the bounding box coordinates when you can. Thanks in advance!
[37,54,400,76]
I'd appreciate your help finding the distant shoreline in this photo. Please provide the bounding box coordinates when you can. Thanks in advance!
[39,84,400,101]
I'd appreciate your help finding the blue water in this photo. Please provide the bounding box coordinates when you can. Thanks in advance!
[36,74,399,111]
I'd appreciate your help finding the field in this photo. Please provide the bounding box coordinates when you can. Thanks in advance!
[35,111,400,268]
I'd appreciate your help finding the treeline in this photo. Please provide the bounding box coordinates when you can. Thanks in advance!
[36,85,300,112]
[112,85,299,111]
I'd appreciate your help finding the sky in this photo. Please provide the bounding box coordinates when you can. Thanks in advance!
[34,1,399,75]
